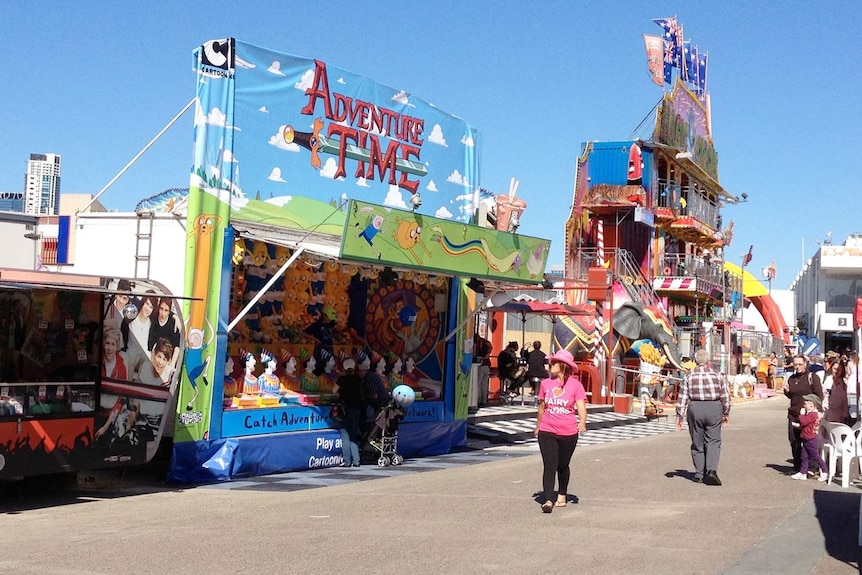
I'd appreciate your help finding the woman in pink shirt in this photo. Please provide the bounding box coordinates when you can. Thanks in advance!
[533,349,587,513]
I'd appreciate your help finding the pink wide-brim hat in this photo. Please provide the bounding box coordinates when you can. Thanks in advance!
[546,349,579,372]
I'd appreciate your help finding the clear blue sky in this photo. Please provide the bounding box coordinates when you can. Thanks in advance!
[2,2,860,289]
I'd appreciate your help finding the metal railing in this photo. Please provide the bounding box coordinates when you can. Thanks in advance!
[659,254,724,287]
[569,246,664,311]
[656,178,720,229]
[616,249,663,309]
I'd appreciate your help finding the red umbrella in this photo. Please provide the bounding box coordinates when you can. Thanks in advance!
[484,296,593,350]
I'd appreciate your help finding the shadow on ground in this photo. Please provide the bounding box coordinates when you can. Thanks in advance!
[813,489,860,571]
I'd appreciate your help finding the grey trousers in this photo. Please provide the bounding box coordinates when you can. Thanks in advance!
[686,400,723,476]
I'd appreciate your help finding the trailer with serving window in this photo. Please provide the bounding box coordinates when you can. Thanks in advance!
[0,268,184,481]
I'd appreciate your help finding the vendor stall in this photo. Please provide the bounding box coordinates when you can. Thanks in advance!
[168,39,551,482]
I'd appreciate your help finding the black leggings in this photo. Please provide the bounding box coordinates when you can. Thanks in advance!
[538,431,579,503]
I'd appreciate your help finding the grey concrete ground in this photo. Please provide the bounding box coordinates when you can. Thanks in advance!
[0,397,859,575]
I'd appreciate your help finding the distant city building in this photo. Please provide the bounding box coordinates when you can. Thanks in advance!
[791,233,862,353]
[24,153,61,215]
[0,191,24,212]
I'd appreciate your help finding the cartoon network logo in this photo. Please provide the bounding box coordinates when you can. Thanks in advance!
[200,38,235,77]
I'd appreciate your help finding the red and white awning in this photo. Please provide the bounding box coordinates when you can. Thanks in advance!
[653,277,696,291]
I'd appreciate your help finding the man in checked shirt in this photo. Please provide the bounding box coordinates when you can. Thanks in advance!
[675,348,731,485]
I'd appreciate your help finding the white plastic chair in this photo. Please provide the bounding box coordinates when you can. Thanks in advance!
[824,422,857,487]
[819,421,834,472]
[856,427,862,481]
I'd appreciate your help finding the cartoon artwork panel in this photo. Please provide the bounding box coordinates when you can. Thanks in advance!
[341,200,551,282]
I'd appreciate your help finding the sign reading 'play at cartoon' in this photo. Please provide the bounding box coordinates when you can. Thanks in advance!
[196,38,482,227]
[341,200,551,282]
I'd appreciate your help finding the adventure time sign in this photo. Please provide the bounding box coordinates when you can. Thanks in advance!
[196,38,482,229]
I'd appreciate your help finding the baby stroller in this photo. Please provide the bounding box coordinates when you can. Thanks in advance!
[364,400,406,467]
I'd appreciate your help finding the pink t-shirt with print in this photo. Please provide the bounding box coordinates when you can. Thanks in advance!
[538,376,587,436]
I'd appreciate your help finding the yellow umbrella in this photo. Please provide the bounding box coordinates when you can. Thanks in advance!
[723,261,768,298]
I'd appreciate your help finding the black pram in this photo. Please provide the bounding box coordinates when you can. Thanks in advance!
[364,400,405,467]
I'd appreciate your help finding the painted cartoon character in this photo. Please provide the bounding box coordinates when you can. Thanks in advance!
[187,214,221,338]
[184,213,220,412]
[355,212,385,259]
[183,327,211,411]
[393,218,432,264]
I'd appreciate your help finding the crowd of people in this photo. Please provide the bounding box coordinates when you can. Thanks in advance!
[470,335,861,510]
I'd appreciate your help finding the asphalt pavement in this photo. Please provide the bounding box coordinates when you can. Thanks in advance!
[0,397,859,575]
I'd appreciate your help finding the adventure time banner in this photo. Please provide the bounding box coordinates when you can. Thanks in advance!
[177,38,486,442]
[222,39,481,226]
[342,200,551,282]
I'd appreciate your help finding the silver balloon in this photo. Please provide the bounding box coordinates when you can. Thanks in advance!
[122,303,139,320]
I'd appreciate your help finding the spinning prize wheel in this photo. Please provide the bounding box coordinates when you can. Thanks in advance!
[364,279,440,358]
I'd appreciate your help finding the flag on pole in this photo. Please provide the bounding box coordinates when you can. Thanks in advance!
[653,17,679,45]
[643,34,664,87]
[675,23,685,70]
[688,44,700,91]
[697,51,709,94]
[654,17,683,69]
[742,245,753,267]
[683,41,694,83]
[663,40,674,84]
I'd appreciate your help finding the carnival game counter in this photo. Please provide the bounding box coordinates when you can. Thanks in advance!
[168,401,465,483]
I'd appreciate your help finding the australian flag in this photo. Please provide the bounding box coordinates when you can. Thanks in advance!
[662,41,674,84]
[653,17,683,69]
[684,43,709,96]
[697,51,708,94]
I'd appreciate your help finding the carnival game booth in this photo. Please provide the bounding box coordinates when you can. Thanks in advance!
[168,39,550,482]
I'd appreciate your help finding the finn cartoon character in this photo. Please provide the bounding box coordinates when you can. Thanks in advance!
[183,327,211,411]
[355,214,385,259]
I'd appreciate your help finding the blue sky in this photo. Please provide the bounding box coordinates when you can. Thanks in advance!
[2,2,860,289]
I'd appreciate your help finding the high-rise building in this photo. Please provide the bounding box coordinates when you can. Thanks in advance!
[23,153,61,215]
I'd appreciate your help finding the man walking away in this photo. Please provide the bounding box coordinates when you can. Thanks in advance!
[675,348,730,485]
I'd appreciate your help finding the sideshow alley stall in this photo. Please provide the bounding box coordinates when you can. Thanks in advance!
[168,39,551,482]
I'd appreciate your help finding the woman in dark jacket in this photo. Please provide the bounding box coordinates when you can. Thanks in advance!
[824,359,850,425]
